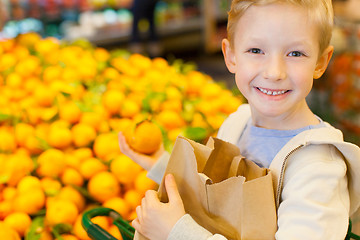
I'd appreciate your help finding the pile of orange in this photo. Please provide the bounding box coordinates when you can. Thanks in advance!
[0,33,243,239]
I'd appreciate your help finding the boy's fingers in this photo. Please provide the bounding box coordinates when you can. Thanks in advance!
[131,218,141,232]
[145,190,159,201]
[135,205,142,223]
[142,190,161,210]
[118,132,139,159]
[118,132,129,151]
[165,174,182,204]
[118,132,132,151]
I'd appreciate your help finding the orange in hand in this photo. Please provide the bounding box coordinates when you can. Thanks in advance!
[125,120,162,155]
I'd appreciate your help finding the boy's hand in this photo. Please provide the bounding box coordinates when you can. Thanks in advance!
[132,174,185,240]
[118,132,164,171]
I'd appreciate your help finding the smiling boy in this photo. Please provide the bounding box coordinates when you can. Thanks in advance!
[119,1,360,239]
[223,2,332,130]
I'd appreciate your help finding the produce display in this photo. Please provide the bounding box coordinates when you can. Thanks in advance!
[311,19,360,145]
[0,33,242,240]
[327,53,360,137]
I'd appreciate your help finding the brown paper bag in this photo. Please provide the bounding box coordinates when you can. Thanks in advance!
[135,136,277,240]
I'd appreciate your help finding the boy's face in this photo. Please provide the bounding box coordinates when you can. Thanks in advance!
[222,3,333,129]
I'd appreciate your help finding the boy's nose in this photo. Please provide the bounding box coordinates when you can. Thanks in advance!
[262,56,287,81]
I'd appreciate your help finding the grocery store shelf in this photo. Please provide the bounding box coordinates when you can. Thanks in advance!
[2,1,229,54]
[65,17,203,47]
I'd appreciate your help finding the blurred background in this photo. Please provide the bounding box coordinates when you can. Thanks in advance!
[0,0,235,86]
[0,0,359,141]
[0,0,228,53]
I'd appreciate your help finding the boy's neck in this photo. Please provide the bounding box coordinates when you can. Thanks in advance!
[250,104,320,130]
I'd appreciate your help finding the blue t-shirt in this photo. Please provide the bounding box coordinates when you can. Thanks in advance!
[237,118,326,168]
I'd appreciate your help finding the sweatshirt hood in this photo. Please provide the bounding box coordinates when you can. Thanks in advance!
[272,125,360,215]
[218,104,360,215]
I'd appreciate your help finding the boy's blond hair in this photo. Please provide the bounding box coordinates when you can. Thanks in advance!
[227,0,334,55]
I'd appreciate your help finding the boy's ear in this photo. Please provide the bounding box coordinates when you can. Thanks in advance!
[222,39,236,74]
[313,45,334,79]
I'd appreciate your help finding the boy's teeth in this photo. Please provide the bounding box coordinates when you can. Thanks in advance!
[258,87,286,96]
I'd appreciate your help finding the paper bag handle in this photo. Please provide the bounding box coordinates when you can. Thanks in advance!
[228,156,243,178]
[202,138,241,183]
[228,157,268,180]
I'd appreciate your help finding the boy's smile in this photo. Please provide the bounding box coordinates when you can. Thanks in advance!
[256,87,289,96]
[222,3,333,130]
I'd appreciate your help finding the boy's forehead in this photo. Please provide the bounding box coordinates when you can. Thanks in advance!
[233,3,319,48]
[227,0,332,54]
[237,3,309,27]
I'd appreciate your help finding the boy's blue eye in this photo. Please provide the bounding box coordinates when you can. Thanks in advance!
[248,48,263,54]
[288,51,304,57]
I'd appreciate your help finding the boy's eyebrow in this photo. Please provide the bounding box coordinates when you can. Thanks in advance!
[244,36,264,43]
[286,40,314,49]
[245,37,313,49]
